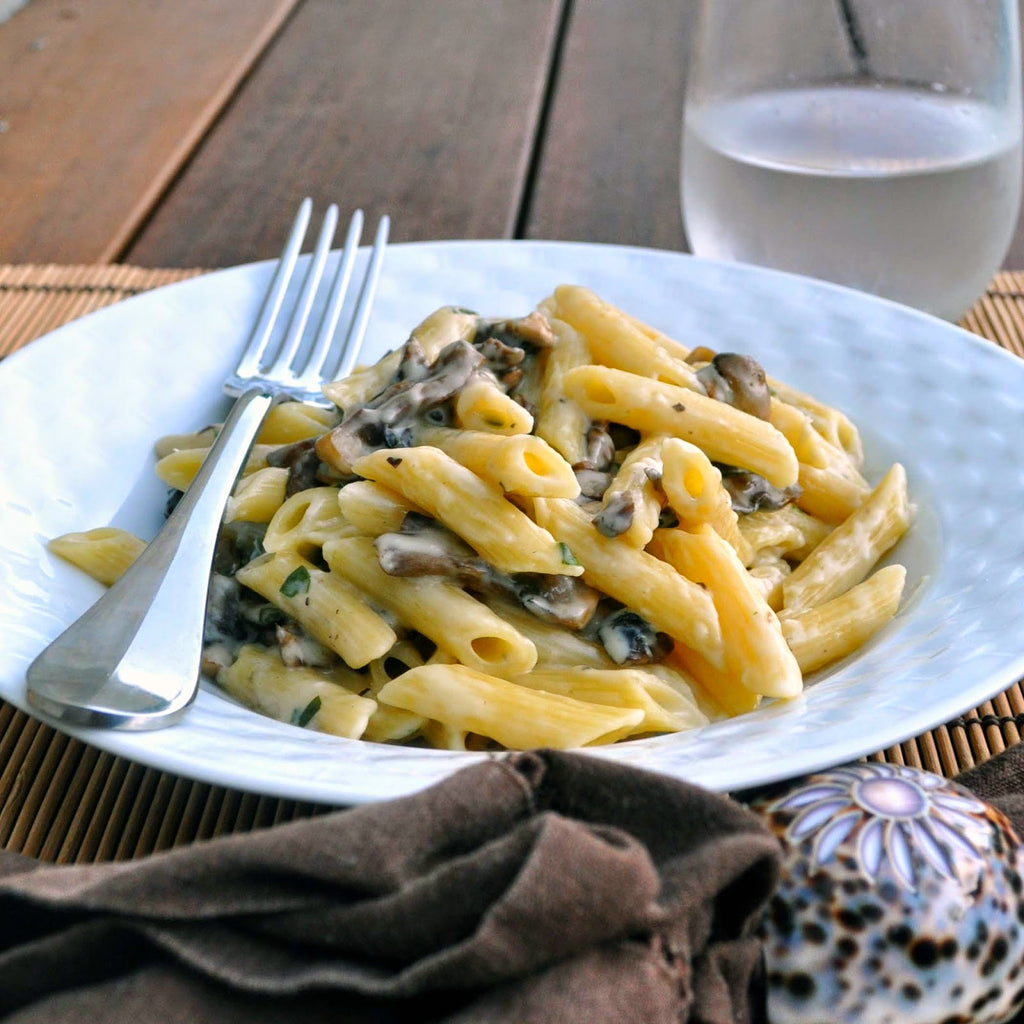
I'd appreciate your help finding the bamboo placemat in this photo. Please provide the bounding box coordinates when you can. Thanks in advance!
[2,263,1023,863]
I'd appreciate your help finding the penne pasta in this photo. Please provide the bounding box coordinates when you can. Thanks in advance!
[335,480,421,536]
[153,425,218,459]
[552,284,701,389]
[487,597,616,670]
[224,466,289,524]
[52,284,914,754]
[781,564,907,673]
[362,640,428,743]
[236,551,397,668]
[652,524,802,699]
[511,666,708,736]
[593,436,666,548]
[769,376,865,467]
[154,443,278,491]
[563,364,800,488]
[782,463,911,615]
[737,503,834,565]
[534,317,591,465]
[745,554,792,610]
[454,373,535,434]
[533,497,726,668]
[256,401,336,444]
[353,447,583,576]
[377,664,645,748]
[660,437,751,560]
[262,486,353,555]
[47,527,146,587]
[416,426,580,498]
[769,398,830,470]
[218,645,375,739]
[323,535,538,678]
[670,644,761,718]
[795,451,872,524]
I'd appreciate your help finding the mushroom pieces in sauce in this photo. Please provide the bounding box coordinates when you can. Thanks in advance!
[718,467,802,514]
[688,348,801,512]
[695,352,772,421]
[593,607,673,666]
[572,422,618,500]
[315,339,483,475]
[375,514,666,666]
[375,514,601,631]
[313,312,557,477]
[266,437,323,496]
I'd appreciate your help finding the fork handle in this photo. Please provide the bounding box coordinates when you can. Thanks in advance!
[26,388,275,730]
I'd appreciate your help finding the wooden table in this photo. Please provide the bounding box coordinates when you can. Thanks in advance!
[2,0,1024,862]
[4,0,1024,263]
[0,0,696,266]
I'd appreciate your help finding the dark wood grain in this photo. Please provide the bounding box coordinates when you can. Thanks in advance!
[526,0,1024,270]
[522,0,694,251]
[125,0,563,268]
[0,0,300,264]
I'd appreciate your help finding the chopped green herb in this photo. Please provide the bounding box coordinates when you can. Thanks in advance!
[280,565,311,598]
[452,306,479,316]
[244,534,266,564]
[257,604,287,627]
[291,695,321,728]
[559,542,581,567]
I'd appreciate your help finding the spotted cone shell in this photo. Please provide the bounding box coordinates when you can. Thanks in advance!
[751,762,1024,1024]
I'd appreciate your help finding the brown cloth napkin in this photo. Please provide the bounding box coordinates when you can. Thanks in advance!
[0,750,781,1024]
[955,751,1024,836]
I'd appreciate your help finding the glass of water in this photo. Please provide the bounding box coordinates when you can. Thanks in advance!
[681,0,1023,321]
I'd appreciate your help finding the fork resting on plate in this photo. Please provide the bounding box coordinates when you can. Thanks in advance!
[26,200,389,730]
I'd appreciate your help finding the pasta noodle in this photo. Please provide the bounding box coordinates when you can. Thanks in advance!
[47,527,146,587]
[50,287,913,750]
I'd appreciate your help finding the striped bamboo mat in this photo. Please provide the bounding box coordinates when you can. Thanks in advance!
[2,263,1023,863]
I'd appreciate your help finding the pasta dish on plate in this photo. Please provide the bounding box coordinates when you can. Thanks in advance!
[49,284,911,751]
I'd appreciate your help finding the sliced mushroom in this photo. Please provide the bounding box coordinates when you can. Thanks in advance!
[574,468,615,501]
[593,490,635,538]
[595,608,673,665]
[394,337,432,382]
[508,574,601,630]
[478,335,526,375]
[697,353,772,420]
[574,422,617,473]
[376,514,600,629]
[275,623,336,668]
[266,437,322,496]
[315,339,483,474]
[719,467,802,514]
[375,515,484,580]
[480,310,556,350]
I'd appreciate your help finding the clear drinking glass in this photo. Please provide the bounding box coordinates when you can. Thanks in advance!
[681,0,1023,321]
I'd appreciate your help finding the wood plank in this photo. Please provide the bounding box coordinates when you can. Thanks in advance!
[0,0,300,264]
[522,0,692,250]
[125,0,562,268]
[527,0,1024,273]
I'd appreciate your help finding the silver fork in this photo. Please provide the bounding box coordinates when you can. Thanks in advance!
[26,199,389,730]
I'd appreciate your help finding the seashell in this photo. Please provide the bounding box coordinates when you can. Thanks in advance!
[749,762,1024,1024]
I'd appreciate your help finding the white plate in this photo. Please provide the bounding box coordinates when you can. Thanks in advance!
[2,241,1024,804]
